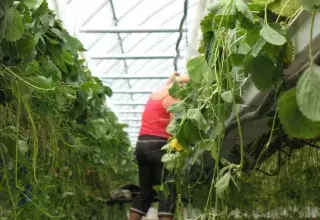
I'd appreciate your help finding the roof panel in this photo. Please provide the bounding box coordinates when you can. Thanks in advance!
[65,0,196,144]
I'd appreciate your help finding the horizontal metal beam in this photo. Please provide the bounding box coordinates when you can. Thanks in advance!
[124,124,141,127]
[117,110,144,113]
[102,74,168,80]
[91,54,180,60]
[120,117,142,121]
[125,130,140,133]
[113,89,153,94]
[114,102,146,105]
[80,26,187,33]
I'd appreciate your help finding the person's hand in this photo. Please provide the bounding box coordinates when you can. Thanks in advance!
[167,72,180,84]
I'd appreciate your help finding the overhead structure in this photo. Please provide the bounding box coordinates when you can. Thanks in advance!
[56,0,205,145]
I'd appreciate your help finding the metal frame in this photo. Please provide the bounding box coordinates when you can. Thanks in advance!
[65,0,202,144]
[113,89,153,94]
[114,102,146,105]
[117,110,144,113]
[101,74,168,79]
[80,27,187,34]
[91,54,179,60]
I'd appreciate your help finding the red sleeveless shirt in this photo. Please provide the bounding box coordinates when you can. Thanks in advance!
[139,99,171,139]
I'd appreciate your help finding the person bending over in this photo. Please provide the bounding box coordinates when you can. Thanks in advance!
[130,72,189,220]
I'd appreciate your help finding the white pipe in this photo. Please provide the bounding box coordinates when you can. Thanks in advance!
[186,0,208,61]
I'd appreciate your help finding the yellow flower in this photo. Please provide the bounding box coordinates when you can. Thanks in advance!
[170,138,184,151]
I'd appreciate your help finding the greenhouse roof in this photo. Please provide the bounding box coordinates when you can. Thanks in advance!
[56,0,200,145]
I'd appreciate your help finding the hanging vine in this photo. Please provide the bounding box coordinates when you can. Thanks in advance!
[162,0,320,219]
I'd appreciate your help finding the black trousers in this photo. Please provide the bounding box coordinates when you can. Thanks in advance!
[131,135,176,216]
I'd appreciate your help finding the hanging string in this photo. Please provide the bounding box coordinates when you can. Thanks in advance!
[174,0,189,72]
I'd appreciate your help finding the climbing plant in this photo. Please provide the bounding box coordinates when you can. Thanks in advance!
[163,0,320,219]
[0,0,136,219]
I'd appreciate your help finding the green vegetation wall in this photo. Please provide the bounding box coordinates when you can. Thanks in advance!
[0,0,137,219]
[160,0,320,219]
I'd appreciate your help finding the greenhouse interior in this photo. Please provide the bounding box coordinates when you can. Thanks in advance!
[0,0,320,219]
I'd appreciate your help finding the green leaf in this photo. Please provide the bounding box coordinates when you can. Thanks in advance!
[104,86,113,97]
[50,27,65,41]
[5,9,24,42]
[215,172,231,199]
[65,35,86,54]
[213,14,237,29]
[166,119,177,135]
[17,140,29,159]
[283,41,294,66]
[221,90,245,104]
[28,75,54,89]
[18,81,33,100]
[235,0,254,23]
[24,0,44,10]
[198,139,219,161]
[296,64,320,122]
[278,88,320,139]
[200,12,214,34]
[39,56,62,82]
[187,56,208,84]
[237,42,251,55]
[248,2,266,12]
[244,55,283,91]
[168,101,186,114]
[16,33,37,61]
[169,80,181,98]
[209,0,237,15]
[186,108,208,131]
[260,24,286,46]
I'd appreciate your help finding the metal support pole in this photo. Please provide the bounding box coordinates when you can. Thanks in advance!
[109,0,133,101]
[186,0,207,61]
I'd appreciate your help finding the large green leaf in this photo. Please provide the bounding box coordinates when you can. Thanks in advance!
[200,12,214,34]
[24,0,44,10]
[235,0,254,23]
[296,64,320,121]
[186,108,208,131]
[244,55,283,91]
[260,24,286,46]
[187,56,208,84]
[168,101,186,114]
[16,33,37,61]
[5,9,24,41]
[28,75,54,89]
[278,88,320,139]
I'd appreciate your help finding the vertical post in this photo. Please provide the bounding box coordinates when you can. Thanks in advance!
[186,0,208,61]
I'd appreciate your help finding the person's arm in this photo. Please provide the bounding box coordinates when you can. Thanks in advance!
[162,95,179,119]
